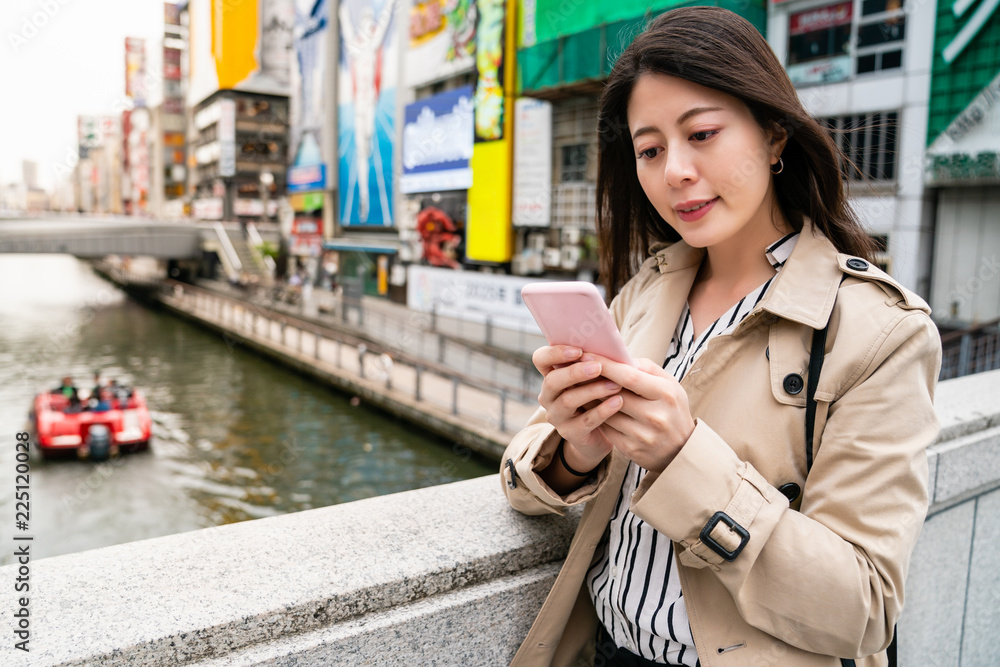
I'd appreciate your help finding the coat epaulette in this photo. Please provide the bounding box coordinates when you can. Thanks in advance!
[837,255,931,314]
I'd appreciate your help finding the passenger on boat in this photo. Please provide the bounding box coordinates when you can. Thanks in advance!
[109,379,132,407]
[53,376,79,401]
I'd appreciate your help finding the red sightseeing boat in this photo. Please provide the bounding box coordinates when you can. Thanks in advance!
[31,389,152,460]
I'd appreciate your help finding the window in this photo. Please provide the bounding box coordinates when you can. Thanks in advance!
[818,111,899,182]
[787,2,854,85]
[855,0,905,74]
[560,144,589,182]
[788,2,853,66]
[787,0,906,85]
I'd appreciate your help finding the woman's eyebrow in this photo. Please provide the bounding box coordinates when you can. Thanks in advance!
[631,106,725,141]
[677,105,724,124]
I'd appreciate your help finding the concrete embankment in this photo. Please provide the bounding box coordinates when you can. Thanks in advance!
[94,265,540,462]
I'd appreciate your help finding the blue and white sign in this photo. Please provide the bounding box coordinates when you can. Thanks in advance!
[287,164,327,193]
[401,85,474,194]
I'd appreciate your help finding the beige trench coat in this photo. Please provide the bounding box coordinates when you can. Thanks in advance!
[501,222,941,667]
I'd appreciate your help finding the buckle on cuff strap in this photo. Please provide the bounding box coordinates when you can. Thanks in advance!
[700,511,750,561]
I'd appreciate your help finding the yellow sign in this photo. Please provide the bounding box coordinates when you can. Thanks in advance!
[466,139,513,262]
[212,0,258,90]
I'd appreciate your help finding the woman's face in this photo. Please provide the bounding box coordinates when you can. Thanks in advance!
[626,73,786,251]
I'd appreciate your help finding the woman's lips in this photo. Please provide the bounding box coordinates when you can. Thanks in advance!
[675,197,719,223]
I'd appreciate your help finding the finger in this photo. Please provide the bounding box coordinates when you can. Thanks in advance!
[596,356,680,400]
[538,358,605,405]
[561,394,623,437]
[532,345,583,374]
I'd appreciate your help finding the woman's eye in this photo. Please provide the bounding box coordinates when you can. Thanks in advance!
[691,130,718,142]
[637,147,659,159]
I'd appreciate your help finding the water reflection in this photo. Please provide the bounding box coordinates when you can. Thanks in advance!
[0,255,492,564]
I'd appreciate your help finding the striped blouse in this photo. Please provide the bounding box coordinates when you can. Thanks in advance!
[587,232,800,665]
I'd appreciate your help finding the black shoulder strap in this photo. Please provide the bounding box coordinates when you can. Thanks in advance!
[804,320,830,472]
[807,277,896,667]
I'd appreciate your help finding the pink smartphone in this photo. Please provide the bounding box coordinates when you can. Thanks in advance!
[520,282,635,366]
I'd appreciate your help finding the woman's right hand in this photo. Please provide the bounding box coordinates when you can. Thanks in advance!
[534,345,623,481]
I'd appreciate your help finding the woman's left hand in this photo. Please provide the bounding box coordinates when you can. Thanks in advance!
[596,356,696,473]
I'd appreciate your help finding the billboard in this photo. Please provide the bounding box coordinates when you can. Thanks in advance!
[338,0,398,226]
[125,37,147,106]
[289,0,329,191]
[401,85,474,193]
[926,0,1000,184]
[474,0,504,141]
[187,0,294,107]
[407,264,541,330]
[512,97,552,226]
[406,0,478,87]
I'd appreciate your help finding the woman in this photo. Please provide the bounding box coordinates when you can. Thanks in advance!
[501,7,940,667]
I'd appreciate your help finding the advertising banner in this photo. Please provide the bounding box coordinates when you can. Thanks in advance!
[787,55,851,86]
[125,37,147,106]
[164,47,182,81]
[474,0,505,141]
[287,164,327,192]
[290,0,329,189]
[187,0,294,107]
[165,1,181,25]
[338,0,398,226]
[218,98,236,178]
[401,85,474,193]
[512,97,552,226]
[193,197,224,219]
[406,0,478,87]
[406,264,542,330]
[789,1,852,35]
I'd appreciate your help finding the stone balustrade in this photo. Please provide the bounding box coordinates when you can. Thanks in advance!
[2,369,998,666]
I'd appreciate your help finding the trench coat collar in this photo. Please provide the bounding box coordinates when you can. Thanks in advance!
[647,218,842,332]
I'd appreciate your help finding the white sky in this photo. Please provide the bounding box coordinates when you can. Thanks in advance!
[0,0,167,190]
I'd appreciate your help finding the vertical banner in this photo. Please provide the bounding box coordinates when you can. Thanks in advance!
[512,97,552,226]
[218,98,236,178]
[290,0,329,184]
[125,37,147,107]
[465,0,514,262]
[473,0,505,140]
[338,0,398,227]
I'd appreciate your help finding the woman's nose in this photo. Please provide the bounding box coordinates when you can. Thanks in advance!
[663,148,697,187]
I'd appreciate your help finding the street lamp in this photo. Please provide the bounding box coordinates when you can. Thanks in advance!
[259,170,274,225]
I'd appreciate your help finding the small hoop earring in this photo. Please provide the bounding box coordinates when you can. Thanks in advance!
[770,157,784,175]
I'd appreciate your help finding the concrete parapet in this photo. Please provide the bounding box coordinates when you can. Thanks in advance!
[2,370,998,666]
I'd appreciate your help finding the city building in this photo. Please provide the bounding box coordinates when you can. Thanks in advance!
[150,2,190,220]
[767,0,938,298]
[923,0,1000,325]
[510,1,767,281]
[185,0,293,225]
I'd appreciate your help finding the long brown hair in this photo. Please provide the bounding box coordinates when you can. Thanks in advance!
[596,6,878,298]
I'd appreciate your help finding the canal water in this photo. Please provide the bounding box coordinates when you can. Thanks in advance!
[0,255,493,565]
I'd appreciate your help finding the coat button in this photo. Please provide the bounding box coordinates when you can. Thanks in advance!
[846,258,869,271]
[783,373,804,395]
[778,483,801,502]
[765,346,769,360]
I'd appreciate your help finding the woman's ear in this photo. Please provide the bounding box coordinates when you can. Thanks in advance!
[767,122,789,161]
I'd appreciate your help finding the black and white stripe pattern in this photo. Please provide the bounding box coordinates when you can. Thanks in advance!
[587,233,799,665]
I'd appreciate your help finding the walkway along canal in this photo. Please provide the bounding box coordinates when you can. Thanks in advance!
[98,263,541,461]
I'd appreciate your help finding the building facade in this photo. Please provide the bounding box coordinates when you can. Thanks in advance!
[924,0,1000,325]
[767,0,938,296]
